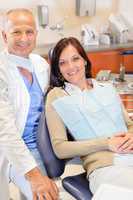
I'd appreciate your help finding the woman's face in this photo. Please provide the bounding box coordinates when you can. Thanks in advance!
[59,44,86,87]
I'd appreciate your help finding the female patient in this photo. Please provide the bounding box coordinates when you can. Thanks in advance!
[45,37,133,194]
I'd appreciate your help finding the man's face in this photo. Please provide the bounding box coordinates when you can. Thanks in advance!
[2,11,37,58]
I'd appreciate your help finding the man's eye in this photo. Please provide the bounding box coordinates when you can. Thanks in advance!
[26,30,34,35]
[12,31,21,35]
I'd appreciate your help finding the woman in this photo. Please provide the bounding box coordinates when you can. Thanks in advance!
[45,37,133,194]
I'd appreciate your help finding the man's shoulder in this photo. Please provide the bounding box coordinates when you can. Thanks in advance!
[30,53,43,59]
[0,52,8,85]
[30,53,49,72]
[0,50,6,62]
[30,53,48,63]
[0,51,7,70]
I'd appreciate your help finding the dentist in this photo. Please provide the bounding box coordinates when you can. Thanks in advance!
[0,8,58,200]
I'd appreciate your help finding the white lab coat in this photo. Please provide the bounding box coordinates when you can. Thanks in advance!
[0,154,9,199]
[0,50,49,197]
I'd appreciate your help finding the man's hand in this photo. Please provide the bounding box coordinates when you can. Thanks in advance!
[25,167,59,200]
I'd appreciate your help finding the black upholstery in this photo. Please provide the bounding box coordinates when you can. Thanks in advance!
[37,110,65,178]
[63,173,92,200]
[121,50,133,55]
[37,110,92,199]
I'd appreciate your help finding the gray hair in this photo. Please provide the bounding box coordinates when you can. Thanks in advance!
[0,8,36,31]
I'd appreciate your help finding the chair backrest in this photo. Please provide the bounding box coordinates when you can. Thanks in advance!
[37,110,66,178]
[37,110,92,200]
[37,48,92,199]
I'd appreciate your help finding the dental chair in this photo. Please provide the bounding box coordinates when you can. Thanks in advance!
[37,110,92,200]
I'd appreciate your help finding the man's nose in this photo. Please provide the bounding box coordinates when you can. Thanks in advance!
[20,32,28,41]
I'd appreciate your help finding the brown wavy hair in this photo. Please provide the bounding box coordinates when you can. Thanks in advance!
[50,37,92,88]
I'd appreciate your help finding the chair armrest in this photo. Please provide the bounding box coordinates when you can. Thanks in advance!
[62,173,92,200]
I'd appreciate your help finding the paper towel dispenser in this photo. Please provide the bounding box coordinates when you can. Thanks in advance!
[76,0,96,17]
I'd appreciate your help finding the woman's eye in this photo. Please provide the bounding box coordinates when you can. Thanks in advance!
[72,56,80,61]
[59,61,65,66]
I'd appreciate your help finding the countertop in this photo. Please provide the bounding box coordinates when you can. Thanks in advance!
[84,41,133,53]
[33,41,133,56]
[111,74,133,95]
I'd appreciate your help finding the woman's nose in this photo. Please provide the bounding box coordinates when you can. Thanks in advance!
[67,60,73,68]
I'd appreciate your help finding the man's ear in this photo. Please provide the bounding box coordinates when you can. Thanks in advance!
[2,31,7,43]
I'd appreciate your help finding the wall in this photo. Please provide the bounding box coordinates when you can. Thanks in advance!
[0,0,118,53]
[118,0,133,27]
[34,0,119,54]
[118,0,133,15]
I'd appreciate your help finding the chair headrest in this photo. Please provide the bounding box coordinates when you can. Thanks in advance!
[48,48,54,63]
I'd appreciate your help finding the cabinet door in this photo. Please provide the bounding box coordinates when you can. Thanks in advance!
[87,50,121,77]
[123,55,133,73]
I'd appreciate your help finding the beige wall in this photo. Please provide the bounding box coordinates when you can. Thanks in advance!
[35,0,118,48]
[118,0,133,14]
[0,0,125,52]
[118,0,133,27]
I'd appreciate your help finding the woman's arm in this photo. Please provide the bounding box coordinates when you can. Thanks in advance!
[45,88,109,159]
[109,104,133,153]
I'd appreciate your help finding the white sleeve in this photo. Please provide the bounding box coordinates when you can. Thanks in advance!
[0,71,37,175]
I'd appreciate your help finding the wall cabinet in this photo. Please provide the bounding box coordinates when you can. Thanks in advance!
[123,54,133,73]
[88,50,121,77]
[87,49,133,78]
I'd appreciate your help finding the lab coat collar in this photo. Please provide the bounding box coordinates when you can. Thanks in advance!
[1,49,49,93]
[6,53,34,72]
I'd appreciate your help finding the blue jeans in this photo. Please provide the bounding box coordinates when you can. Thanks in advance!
[9,148,47,200]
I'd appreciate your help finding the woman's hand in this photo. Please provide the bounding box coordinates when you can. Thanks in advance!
[108,132,133,154]
[115,133,133,153]
[108,133,128,153]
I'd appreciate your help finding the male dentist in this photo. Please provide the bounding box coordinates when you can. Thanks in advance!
[0,8,58,200]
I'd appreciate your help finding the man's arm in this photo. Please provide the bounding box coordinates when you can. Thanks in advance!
[0,73,37,174]
[0,71,59,200]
